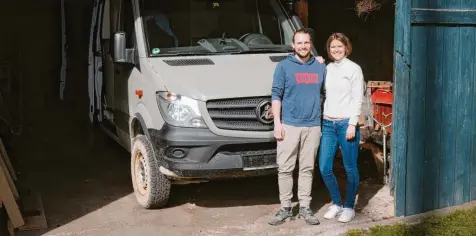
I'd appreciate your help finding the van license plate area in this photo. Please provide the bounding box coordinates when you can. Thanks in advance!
[242,149,277,171]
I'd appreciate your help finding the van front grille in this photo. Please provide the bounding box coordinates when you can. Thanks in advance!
[206,97,274,131]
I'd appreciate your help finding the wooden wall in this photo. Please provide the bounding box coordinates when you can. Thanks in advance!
[307,0,395,82]
[393,0,476,216]
[0,0,93,131]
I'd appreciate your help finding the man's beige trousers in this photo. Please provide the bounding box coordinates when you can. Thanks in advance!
[277,124,322,208]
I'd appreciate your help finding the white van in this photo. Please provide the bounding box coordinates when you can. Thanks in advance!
[88,0,317,209]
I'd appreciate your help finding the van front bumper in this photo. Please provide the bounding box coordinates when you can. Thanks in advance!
[148,124,277,179]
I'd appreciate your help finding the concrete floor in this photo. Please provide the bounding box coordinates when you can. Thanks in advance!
[7,106,392,236]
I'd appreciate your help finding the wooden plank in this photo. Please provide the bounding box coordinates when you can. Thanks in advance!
[7,220,14,236]
[405,24,427,216]
[404,0,429,216]
[0,156,18,200]
[411,0,429,8]
[454,22,473,206]
[438,0,459,207]
[395,0,412,63]
[471,19,476,202]
[0,140,18,200]
[0,166,23,228]
[422,24,442,212]
[0,138,16,181]
[392,55,410,217]
[461,0,476,205]
[411,9,476,25]
[392,0,411,217]
[390,54,410,216]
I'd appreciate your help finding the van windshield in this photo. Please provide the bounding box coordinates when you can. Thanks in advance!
[140,0,294,56]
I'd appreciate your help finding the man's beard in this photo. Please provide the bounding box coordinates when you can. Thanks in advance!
[295,50,310,59]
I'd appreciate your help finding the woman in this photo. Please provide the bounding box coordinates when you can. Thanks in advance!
[319,33,364,223]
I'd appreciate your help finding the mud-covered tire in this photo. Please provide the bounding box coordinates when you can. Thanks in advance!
[131,135,171,209]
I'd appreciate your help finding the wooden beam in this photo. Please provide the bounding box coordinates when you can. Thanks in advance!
[392,0,411,217]
[0,166,24,228]
[411,9,476,25]
[295,0,309,28]
[0,138,17,181]
[0,139,18,200]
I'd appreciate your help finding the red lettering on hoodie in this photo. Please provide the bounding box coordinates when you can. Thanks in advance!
[295,73,318,84]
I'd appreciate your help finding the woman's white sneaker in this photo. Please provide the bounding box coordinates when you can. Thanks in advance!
[338,208,355,223]
[323,205,343,219]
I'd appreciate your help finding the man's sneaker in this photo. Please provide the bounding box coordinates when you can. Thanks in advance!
[338,208,356,223]
[268,207,294,225]
[298,206,320,225]
[323,204,343,219]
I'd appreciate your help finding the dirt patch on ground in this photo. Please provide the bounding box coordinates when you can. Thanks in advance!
[7,106,393,236]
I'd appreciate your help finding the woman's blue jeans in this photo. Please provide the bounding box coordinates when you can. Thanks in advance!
[318,118,360,209]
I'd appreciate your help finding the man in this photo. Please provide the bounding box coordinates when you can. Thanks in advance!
[269,28,326,226]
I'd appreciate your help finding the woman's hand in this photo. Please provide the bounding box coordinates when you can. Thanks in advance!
[317,56,325,64]
[346,124,356,140]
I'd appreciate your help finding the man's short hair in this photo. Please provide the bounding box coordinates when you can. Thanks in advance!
[293,28,312,43]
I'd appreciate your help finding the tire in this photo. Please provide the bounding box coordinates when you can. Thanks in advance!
[131,134,171,209]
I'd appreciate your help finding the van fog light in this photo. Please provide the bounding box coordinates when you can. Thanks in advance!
[173,149,185,158]
[167,148,187,159]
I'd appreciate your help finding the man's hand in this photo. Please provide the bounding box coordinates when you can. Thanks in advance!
[274,123,284,141]
[346,124,356,140]
[317,56,325,64]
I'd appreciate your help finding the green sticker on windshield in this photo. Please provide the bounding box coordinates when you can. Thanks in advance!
[152,48,160,54]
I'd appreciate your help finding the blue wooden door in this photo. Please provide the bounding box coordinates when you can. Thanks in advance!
[393,0,476,216]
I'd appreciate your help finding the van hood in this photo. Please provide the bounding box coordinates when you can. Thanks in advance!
[147,53,289,101]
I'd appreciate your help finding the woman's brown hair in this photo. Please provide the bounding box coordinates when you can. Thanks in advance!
[326,33,352,61]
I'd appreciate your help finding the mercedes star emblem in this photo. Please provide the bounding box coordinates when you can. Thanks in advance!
[255,100,274,124]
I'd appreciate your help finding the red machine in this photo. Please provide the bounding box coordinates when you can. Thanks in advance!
[360,81,393,184]
[368,81,393,134]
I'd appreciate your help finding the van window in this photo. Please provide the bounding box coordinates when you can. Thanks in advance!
[140,0,293,56]
[121,0,135,48]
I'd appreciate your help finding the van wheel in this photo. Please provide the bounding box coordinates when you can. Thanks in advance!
[131,135,171,209]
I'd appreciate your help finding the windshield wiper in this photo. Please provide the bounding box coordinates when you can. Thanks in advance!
[247,45,293,53]
[197,39,219,53]
[197,36,253,53]
[227,46,292,54]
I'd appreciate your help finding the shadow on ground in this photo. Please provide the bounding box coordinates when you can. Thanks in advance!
[6,105,386,235]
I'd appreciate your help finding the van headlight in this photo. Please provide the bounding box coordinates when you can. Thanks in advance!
[156,92,207,128]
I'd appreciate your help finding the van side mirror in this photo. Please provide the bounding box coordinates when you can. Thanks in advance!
[113,31,135,64]
[114,32,126,62]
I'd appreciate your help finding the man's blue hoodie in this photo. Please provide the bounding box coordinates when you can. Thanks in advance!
[271,54,326,127]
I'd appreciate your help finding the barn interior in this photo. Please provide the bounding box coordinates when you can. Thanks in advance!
[0,0,395,234]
